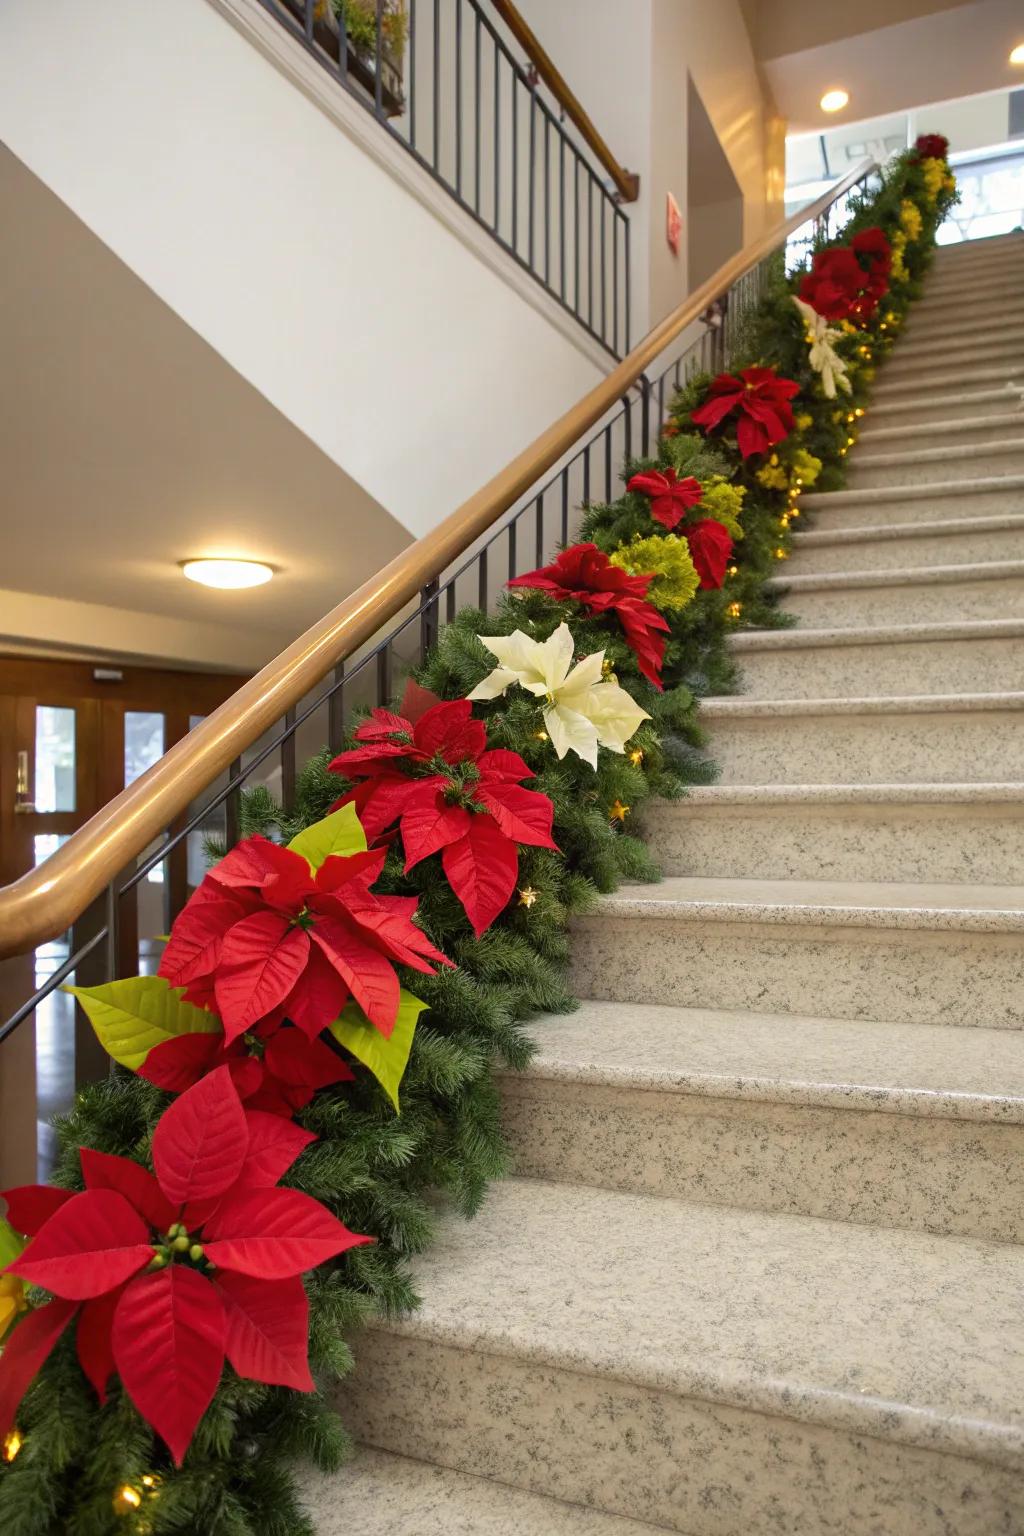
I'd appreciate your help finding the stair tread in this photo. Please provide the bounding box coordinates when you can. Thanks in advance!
[860,410,1024,443]
[791,510,1024,543]
[730,617,1024,650]
[663,781,1024,805]
[377,1178,1024,1467]
[848,439,1024,469]
[766,558,1024,591]
[799,472,1024,507]
[587,874,1024,929]
[307,1449,670,1536]
[701,689,1024,716]
[506,999,1024,1122]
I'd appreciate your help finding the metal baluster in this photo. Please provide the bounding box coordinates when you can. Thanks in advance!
[612,209,619,354]
[304,0,314,43]
[328,663,346,752]
[624,214,631,350]
[282,709,297,809]
[587,172,594,330]
[454,0,462,195]
[408,0,415,149]
[640,374,650,456]
[657,373,665,436]
[493,40,500,233]
[534,494,544,565]
[622,391,632,463]
[511,75,519,251]
[374,0,383,115]
[338,0,349,83]
[604,423,612,500]
[574,158,581,323]
[105,880,120,985]
[420,577,440,659]
[432,0,440,168]
[446,580,457,622]
[528,92,536,269]
[560,469,569,544]
[376,644,392,707]
[507,517,517,580]
[544,114,550,285]
[600,195,607,345]
[225,758,242,851]
[582,443,590,508]
[559,138,566,300]
[477,546,488,611]
[474,11,481,213]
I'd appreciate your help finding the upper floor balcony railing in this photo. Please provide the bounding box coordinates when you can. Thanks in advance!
[260,0,634,355]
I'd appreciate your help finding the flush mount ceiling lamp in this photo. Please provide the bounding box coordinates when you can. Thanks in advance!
[1010,43,1024,65]
[181,558,275,590]
[820,89,850,113]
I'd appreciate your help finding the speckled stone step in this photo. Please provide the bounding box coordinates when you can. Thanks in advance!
[788,511,1024,568]
[856,409,1024,454]
[499,1001,1024,1240]
[766,560,1024,626]
[798,474,1024,528]
[864,383,1024,429]
[894,323,1024,364]
[569,876,1024,1030]
[307,1449,669,1536]
[700,691,1024,786]
[640,783,1024,884]
[340,1179,1024,1536]
[922,264,1024,298]
[873,360,1024,398]
[728,619,1024,698]
[844,439,1024,489]
[904,301,1024,340]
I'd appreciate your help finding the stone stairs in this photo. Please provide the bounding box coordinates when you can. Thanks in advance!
[316,231,1024,1533]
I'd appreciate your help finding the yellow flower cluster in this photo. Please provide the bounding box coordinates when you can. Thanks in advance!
[890,231,909,282]
[755,456,788,492]
[790,448,822,488]
[921,157,946,204]
[900,198,923,242]
[794,412,814,433]
[609,533,700,612]
[755,450,820,494]
[698,477,746,539]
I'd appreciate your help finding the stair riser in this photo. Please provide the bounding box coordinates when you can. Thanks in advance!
[570,917,1024,1029]
[736,636,1021,700]
[705,709,1023,785]
[867,393,1024,428]
[921,271,1024,300]
[874,362,1024,398]
[801,485,1024,528]
[791,524,1023,570]
[858,417,1024,454]
[894,328,1024,364]
[846,450,1024,489]
[641,800,1024,885]
[778,574,1024,626]
[881,347,1024,386]
[344,1333,1021,1536]
[904,303,1024,338]
[501,1078,1024,1242]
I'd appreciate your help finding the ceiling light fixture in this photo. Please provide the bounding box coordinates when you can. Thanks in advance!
[181,558,275,590]
[1010,43,1024,65]
[820,89,849,113]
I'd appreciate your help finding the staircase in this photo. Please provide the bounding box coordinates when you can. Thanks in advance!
[292,235,1024,1532]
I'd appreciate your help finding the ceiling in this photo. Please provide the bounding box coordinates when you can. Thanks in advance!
[0,146,412,671]
[742,0,1024,134]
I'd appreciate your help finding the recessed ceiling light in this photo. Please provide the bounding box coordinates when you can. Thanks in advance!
[1010,43,1024,65]
[181,558,275,590]
[820,89,850,113]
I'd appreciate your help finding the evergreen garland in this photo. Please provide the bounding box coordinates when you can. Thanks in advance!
[0,146,956,1534]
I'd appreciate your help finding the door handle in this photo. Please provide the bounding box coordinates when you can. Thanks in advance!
[14,750,36,813]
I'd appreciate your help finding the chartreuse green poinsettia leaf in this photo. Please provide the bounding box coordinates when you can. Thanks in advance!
[328,989,427,1113]
[64,974,220,1072]
[287,801,367,872]
[0,1215,25,1269]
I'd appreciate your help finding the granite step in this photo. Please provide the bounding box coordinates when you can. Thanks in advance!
[797,474,1024,528]
[844,439,1024,489]
[729,619,1024,698]
[766,560,1024,626]
[872,360,1024,398]
[892,322,1024,363]
[931,231,1024,261]
[341,1179,1024,1536]
[640,782,1024,884]
[568,876,1024,1029]
[788,511,1024,568]
[499,1000,1024,1240]
[921,258,1024,292]
[855,409,1024,454]
[307,1449,671,1536]
[903,300,1024,340]
[700,691,1024,786]
[881,346,1024,388]
[862,383,1024,429]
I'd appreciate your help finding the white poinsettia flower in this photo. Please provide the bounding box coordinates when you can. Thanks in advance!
[467,622,650,770]
[792,296,852,399]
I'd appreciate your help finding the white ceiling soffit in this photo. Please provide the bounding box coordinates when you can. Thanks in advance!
[0,145,412,671]
[759,0,1024,134]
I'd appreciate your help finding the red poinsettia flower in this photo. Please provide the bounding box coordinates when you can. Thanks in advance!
[914,133,948,161]
[158,835,451,1043]
[329,700,557,938]
[1,1068,370,1465]
[507,544,670,689]
[799,232,891,323]
[140,1021,354,1117]
[626,468,703,530]
[682,519,734,589]
[850,226,892,273]
[690,367,800,460]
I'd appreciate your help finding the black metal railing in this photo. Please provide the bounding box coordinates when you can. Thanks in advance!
[1,165,880,1170]
[261,0,631,356]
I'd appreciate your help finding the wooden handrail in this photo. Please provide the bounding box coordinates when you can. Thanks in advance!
[0,161,875,959]
[488,0,640,203]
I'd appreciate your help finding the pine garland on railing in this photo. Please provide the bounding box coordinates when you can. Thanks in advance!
[0,141,957,1535]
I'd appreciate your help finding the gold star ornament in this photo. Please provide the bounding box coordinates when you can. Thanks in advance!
[518,886,539,908]
[609,800,630,823]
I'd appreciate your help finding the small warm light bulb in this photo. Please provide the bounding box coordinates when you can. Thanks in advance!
[113,1485,143,1515]
[3,1430,22,1462]
[181,559,275,590]
[727,564,739,577]
[773,547,789,561]
[726,601,743,619]
[1010,42,1024,65]
[820,88,849,113]
[854,408,865,418]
